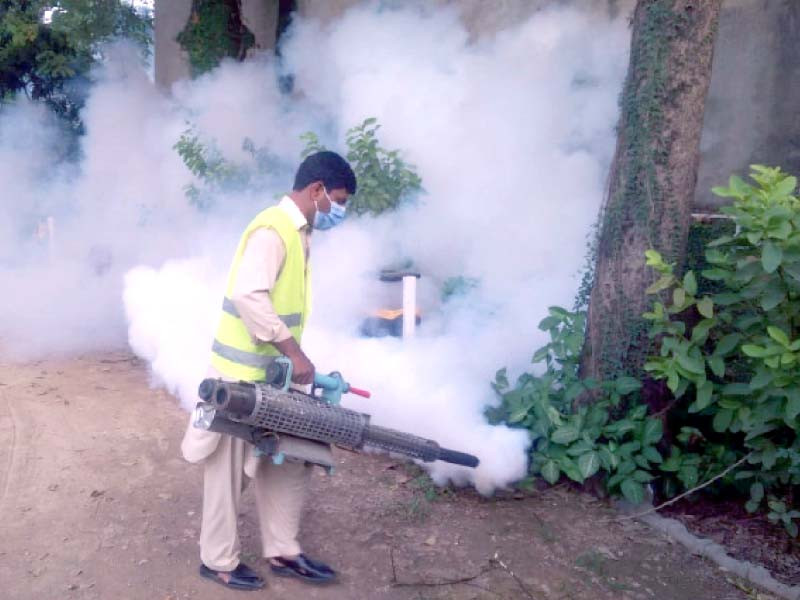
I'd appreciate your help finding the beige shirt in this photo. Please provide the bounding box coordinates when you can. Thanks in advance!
[182,196,312,466]
[230,196,310,345]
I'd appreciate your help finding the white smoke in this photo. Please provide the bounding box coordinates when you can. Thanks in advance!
[0,3,632,494]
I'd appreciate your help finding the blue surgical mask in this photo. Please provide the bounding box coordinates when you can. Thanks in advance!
[313,189,347,230]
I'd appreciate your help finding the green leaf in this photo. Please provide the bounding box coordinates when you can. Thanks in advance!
[559,457,584,483]
[646,275,675,295]
[620,479,645,505]
[578,451,601,479]
[634,454,651,470]
[678,465,699,488]
[701,268,731,281]
[785,392,800,421]
[538,316,561,331]
[617,460,636,476]
[508,404,532,423]
[618,441,641,457]
[608,420,636,437]
[697,297,714,318]
[599,446,619,470]
[691,319,715,344]
[713,408,734,432]
[682,271,698,296]
[645,249,664,266]
[775,175,797,196]
[661,456,682,472]
[642,446,663,464]
[566,440,595,457]
[667,370,680,393]
[722,383,751,395]
[532,347,550,363]
[767,326,790,347]
[750,482,764,503]
[677,352,706,376]
[714,334,742,357]
[550,426,580,445]
[540,460,560,485]
[614,377,641,395]
[673,287,686,307]
[690,381,714,412]
[747,231,763,245]
[761,286,786,311]
[749,369,773,390]
[745,499,760,513]
[708,355,725,378]
[767,498,785,513]
[642,419,663,446]
[762,242,783,273]
[742,344,768,358]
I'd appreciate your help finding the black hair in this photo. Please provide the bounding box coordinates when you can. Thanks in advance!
[293,151,357,194]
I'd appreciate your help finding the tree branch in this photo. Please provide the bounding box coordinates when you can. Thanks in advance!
[615,452,754,522]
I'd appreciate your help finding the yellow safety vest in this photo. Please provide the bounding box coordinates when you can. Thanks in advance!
[210,206,311,381]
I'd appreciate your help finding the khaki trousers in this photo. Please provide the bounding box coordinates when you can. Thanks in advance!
[199,432,311,571]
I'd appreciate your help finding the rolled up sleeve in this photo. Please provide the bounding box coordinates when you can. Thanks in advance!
[230,227,293,344]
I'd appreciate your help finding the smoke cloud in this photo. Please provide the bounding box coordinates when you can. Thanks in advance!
[0,2,632,494]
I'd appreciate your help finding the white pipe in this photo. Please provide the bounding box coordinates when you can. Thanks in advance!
[402,275,417,339]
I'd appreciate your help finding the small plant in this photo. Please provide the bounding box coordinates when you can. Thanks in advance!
[176,118,421,213]
[488,307,663,504]
[300,118,422,216]
[173,127,280,209]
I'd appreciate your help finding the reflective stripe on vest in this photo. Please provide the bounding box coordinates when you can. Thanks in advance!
[211,339,279,369]
[221,297,302,328]
[210,205,310,381]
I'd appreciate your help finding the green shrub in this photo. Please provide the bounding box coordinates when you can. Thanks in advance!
[491,165,799,537]
[643,165,800,536]
[173,127,278,209]
[177,118,422,214]
[487,307,663,505]
[300,118,422,216]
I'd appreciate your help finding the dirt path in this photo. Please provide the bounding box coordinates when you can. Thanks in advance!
[0,354,752,600]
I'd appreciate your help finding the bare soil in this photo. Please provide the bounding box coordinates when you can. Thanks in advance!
[0,353,759,599]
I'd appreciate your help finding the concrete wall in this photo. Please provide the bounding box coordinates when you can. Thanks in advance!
[695,0,800,208]
[154,0,192,90]
[153,0,800,206]
[241,0,280,56]
[154,0,280,90]
[296,0,620,38]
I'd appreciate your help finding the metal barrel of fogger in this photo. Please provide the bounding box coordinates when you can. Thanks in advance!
[198,379,480,468]
[200,378,368,449]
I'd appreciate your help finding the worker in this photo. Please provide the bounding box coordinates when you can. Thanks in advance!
[181,151,356,590]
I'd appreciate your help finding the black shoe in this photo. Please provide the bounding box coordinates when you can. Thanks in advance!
[199,562,265,591]
[270,554,337,584]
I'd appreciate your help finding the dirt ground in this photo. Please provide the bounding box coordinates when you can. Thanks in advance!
[0,353,762,600]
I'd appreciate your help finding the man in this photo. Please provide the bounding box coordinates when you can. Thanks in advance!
[181,151,356,591]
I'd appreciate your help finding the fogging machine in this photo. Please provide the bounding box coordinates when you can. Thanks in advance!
[192,358,479,469]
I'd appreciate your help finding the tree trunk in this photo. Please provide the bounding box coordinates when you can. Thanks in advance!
[583,0,722,382]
